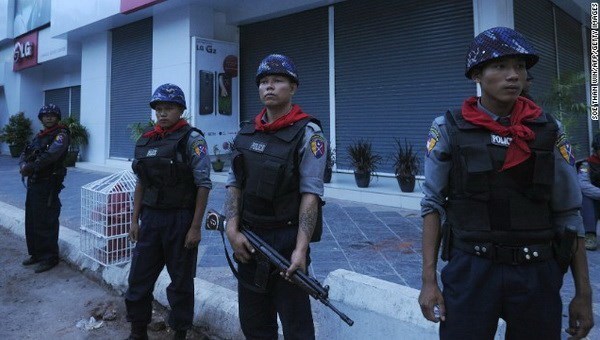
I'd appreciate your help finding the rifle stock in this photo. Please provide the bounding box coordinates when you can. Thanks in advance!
[205,209,354,326]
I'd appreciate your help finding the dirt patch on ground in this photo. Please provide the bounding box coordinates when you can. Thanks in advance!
[0,227,212,339]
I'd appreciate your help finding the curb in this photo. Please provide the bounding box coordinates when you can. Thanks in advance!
[0,200,508,339]
[0,201,244,339]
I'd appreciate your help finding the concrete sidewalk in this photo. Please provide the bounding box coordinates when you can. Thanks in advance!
[0,154,598,339]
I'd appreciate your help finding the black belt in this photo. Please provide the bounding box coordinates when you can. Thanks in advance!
[452,238,554,265]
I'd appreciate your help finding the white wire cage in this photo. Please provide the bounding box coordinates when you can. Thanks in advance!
[80,170,137,266]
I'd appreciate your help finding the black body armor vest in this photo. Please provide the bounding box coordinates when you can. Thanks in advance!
[445,109,558,245]
[233,118,314,227]
[29,127,69,178]
[133,126,202,209]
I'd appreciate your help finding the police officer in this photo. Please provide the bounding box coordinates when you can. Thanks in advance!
[224,54,326,339]
[19,104,70,273]
[418,27,594,339]
[125,84,211,340]
[520,70,534,101]
[577,133,600,250]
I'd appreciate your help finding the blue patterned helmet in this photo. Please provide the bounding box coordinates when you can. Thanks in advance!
[465,27,538,78]
[149,83,187,110]
[38,104,61,120]
[255,54,299,86]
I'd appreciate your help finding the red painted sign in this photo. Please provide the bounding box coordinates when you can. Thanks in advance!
[120,0,165,14]
[13,31,38,71]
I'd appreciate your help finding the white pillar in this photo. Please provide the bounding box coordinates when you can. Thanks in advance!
[80,32,111,164]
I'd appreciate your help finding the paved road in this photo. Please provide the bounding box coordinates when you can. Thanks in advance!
[0,154,598,339]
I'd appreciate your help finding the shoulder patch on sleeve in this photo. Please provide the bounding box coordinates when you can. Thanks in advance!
[191,138,207,159]
[426,124,441,157]
[306,122,322,133]
[309,134,326,159]
[54,133,65,146]
[556,132,575,166]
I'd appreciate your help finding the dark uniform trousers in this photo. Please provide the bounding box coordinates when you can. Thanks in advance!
[25,176,62,262]
[125,207,198,331]
[440,249,563,340]
[238,225,315,340]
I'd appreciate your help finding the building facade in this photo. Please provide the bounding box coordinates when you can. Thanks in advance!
[0,0,593,173]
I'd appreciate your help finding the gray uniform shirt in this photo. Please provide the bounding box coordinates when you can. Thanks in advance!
[186,130,212,189]
[578,162,600,200]
[421,100,584,235]
[226,121,327,196]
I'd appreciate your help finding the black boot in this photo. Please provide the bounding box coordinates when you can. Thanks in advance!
[126,322,148,340]
[173,329,187,339]
[22,256,40,266]
[34,259,58,273]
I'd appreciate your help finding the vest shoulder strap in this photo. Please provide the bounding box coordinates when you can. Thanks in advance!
[275,117,311,142]
[239,121,255,135]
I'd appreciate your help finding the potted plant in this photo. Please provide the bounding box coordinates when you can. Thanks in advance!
[0,112,33,157]
[323,143,336,183]
[347,139,382,188]
[392,138,420,192]
[540,71,588,156]
[60,116,89,167]
[212,144,225,172]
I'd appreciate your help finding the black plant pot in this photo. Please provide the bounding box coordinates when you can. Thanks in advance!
[212,160,224,172]
[323,167,333,183]
[64,150,79,167]
[397,175,415,192]
[9,144,25,157]
[354,171,371,188]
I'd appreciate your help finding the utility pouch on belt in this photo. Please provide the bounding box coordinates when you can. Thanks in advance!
[441,222,452,262]
[555,225,577,274]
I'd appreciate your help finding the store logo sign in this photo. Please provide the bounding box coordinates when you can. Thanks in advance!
[14,41,34,62]
[196,41,217,54]
[13,31,38,71]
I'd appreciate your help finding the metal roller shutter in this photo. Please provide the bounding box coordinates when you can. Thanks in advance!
[71,86,81,121]
[516,0,587,158]
[555,7,587,157]
[44,88,70,117]
[239,7,330,137]
[334,0,474,173]
[514,0,557,108]
[109,18,153,159]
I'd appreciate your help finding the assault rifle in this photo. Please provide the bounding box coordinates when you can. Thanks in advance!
[205,209,354,326]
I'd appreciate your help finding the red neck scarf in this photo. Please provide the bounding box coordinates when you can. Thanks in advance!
[254,104,311,132]
[461,96,542,171]
[38,124,66,137]
[587,154,600,164]
[142,119,189,139]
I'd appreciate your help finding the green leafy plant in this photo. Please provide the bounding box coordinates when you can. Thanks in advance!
[541,72,588,153]
[60,116,89,152]
[0,112,32,147]
[347,139,382,174]
[392,138,420,178]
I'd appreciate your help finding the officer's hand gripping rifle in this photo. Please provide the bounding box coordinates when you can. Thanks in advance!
[205,209,354,326]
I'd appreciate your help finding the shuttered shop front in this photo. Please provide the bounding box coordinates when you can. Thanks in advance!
[239,7,330,137]
[44,86,81,120]
[334,0,473,173]
[109,18,153,159]
[515,0,588,158]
